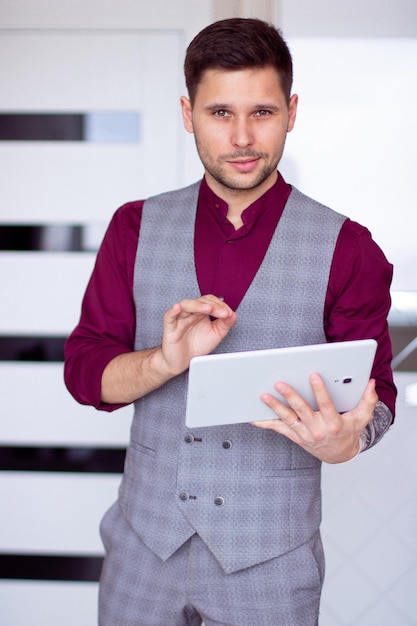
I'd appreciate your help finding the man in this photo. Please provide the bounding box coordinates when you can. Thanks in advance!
[64,18,396,626]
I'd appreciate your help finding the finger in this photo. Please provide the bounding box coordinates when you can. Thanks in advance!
[274,375,342,434]
[177,296,234,319]
[163,302,200,328]
[354,378,378,425]
[271,381,316,424]
[307,373,339,418]
[180,296,237,332]
[253,415,303,431]
[361,378,378,404]
[177,299,214,315]
[261,381,329,437]
[260,391,293,421]
[164,300,215,328]
[199,295,236,320]
[258,392,307,432]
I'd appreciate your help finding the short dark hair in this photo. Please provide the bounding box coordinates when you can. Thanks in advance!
[184,18,293,105]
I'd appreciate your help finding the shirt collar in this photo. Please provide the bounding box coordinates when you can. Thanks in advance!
[199,173,291,234]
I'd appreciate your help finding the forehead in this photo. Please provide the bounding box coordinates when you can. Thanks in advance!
[194,66,285,104]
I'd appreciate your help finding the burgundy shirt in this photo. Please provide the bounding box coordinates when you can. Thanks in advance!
[64,174,396,415]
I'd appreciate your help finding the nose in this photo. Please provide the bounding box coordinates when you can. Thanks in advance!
[231,117,254,148]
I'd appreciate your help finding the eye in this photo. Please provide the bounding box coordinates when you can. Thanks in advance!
[213,110,230,118]
[254,109,272,117]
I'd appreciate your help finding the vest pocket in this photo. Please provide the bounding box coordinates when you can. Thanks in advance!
[261,467,319,478]
[260,430,321,476]
[130,439,157,458]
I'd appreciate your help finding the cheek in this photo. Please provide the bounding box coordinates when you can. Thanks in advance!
[262,125,287,146]
[195,128,226,156]
[266,130,288,159]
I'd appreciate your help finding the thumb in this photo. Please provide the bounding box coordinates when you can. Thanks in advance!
[357,378,378,420]
[212,310,237,336]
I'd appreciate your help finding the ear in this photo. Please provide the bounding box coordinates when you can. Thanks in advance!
[287,94,298,133]
[180,96,194,133]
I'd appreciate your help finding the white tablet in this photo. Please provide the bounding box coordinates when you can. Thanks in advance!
[185,339,377,428]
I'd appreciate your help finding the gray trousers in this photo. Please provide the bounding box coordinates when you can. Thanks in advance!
[99,502,324,626]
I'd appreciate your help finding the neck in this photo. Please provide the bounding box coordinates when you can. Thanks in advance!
[205,171,278,230]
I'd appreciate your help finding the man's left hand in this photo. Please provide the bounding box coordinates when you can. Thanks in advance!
[253,373,378,463]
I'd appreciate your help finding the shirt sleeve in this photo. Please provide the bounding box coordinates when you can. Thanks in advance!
[64,200,143,411]
[324,218,397,418]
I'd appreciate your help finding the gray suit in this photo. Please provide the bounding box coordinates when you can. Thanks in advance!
[99,182,346,624]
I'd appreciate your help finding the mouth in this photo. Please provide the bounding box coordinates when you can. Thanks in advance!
[227,158,260,172]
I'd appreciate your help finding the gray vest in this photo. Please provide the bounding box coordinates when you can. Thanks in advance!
[118,181,346,573]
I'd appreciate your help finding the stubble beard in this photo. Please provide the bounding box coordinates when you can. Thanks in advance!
[207,161,275,191]
[196,145,279,192]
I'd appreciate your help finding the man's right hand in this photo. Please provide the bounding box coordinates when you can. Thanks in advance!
[101,295,237,405]
[160,295,237,377]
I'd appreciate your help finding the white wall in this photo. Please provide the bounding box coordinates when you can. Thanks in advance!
[1,1,416,624]
[280,36,417,291]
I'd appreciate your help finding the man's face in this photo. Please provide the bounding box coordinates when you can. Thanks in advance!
[181,66,298,202]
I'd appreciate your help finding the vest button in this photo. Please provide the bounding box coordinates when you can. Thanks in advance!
[214,496,225,506]
[184,434,194,443]
[179,492,189,501]
[222,440,232,449]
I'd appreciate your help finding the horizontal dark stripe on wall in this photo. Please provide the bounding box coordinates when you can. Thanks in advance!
[0,224,84,251]
[0,446,125,473]
[0,554,103,582]
[0,112,139,142]
[0,113,83,141]
[0,336,66,361]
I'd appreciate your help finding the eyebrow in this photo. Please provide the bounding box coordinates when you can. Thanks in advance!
[204,103,282,112]
[204,104,229,111]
